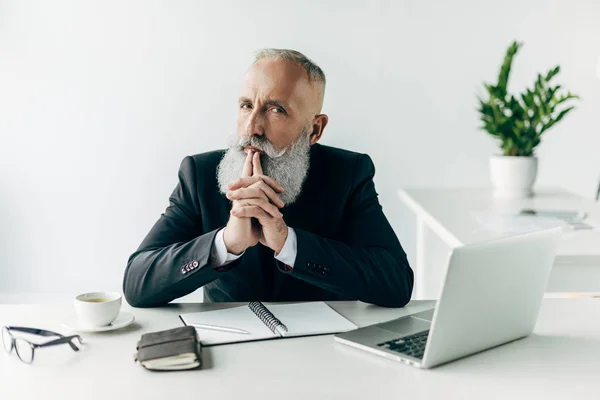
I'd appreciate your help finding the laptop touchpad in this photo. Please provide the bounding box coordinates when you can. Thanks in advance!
[377,314,432,335]
[410,308,435,322]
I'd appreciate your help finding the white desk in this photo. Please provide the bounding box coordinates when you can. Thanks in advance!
[2,298,600,399]
[399,188,600,299]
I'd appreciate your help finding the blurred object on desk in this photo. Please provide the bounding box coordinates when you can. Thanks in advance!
[518,209,587,221]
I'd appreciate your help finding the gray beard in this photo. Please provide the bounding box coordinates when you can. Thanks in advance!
[216,130,311,205]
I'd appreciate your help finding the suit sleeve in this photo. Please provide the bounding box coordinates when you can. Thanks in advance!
[122,156,237,308]
[278,154,414,307]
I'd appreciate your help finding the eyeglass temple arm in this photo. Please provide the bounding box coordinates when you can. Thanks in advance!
[36,335,82,351]
[6,326,64,338]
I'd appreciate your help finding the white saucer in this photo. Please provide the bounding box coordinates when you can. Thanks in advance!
[62,312,135,333]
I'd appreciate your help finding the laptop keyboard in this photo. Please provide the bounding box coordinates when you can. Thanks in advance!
[377,330,429,359]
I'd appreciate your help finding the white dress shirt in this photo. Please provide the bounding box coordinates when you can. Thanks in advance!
[212,227,298,268]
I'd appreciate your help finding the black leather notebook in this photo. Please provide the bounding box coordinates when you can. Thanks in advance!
[135,326,202,371]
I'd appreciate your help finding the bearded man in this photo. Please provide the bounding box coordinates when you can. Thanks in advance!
[123,49,413,308]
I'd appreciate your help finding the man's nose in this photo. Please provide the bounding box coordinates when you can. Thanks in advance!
[245,109,265,137]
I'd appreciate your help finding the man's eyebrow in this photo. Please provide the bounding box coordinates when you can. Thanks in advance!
[264,99,291,110]
[238,97,292,111]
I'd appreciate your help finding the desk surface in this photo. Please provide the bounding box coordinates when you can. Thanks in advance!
[398,187,600,263]
[1,298,600,399]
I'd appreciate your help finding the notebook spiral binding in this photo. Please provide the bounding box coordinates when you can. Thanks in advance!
[248,302,289,335]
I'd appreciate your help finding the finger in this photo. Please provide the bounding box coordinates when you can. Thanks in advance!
[252,151,263,176]
[227,187,268,202]
[242,149,253,178]
[253,181,285,207]
[236,198,283,218]
[228,176,284,196]
[228,176,260,191]
[256,175,284,194]
[231,205,272,222]
[234,199,281,218]
[228,183,284,208]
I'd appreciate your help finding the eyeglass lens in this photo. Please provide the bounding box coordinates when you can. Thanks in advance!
[14,338,34,363]
[2,327,12,353]
[2,328,34,363]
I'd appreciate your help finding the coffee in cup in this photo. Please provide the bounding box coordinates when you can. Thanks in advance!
[74,292,122,327]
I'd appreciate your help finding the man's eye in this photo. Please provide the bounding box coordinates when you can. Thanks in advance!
[271,107,285,114]
[240,103,252,110]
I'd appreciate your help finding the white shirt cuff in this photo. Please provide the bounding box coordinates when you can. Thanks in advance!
[212,228,244,267]
[274,227,297,268]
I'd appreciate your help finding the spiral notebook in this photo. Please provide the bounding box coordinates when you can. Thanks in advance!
[179,302,357,346]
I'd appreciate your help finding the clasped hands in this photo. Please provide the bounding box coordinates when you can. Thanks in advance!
[222,149,288,255]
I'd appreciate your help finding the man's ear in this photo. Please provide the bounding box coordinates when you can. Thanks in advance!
[309,114,329,145]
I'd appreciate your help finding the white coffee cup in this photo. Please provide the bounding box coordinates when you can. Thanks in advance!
[74,292,122,327]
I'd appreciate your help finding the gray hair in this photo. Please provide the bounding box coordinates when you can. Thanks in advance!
[254,48,326,87]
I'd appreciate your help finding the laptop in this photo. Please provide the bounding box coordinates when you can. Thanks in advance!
[334,228,562,369]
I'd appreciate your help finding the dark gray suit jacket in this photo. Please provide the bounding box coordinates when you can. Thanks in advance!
[123,144,413,307]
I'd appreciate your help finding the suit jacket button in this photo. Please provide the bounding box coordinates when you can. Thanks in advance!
[192,261,199,268]
[181,266,187,274]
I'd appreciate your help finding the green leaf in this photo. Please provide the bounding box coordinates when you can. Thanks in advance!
[497,41,521,98]
[520,90,536,108]
[478,100,494,117]
[545,66,560,82]
[540,106,576,134]
[546,85,561,103]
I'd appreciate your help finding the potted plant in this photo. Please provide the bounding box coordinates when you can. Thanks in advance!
[478,41,579,198]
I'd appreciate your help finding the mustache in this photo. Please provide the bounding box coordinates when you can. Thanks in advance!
[230,135,287,159]
[218,131,311,205]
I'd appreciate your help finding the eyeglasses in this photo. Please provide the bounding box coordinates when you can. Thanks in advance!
[2,326,83,364]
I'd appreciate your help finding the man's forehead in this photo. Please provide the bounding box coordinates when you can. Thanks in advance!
[241,59,312,105]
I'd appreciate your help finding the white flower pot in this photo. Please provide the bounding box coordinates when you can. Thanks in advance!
[489,155,538,198]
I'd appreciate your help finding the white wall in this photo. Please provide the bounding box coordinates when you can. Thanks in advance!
[1,0,599,297]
